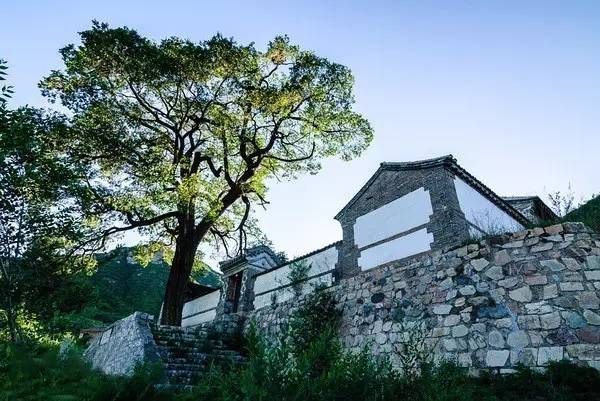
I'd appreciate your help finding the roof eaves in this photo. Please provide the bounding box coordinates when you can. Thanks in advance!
[447,161,531,227]
[334,155,455,220]
[253,240,342,278]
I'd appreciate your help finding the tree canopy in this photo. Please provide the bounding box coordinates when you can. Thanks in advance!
[41,22,373,324]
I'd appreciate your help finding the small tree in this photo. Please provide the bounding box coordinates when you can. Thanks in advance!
[41,22,373,325]
[287,259,311,297]
[548,184,576,217]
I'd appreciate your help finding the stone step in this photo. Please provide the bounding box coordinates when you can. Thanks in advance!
[164,369,204,378]
[164,362,206,371]
[155,383,194,392]
[151,324,245,388]
[155,339,225,347]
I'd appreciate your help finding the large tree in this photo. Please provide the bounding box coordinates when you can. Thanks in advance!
[42,22,373,325]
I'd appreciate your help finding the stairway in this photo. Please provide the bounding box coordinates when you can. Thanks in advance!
[151,324,245,390]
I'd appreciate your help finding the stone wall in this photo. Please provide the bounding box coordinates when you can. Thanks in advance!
[84,312,161,375]
[243,222,600,371]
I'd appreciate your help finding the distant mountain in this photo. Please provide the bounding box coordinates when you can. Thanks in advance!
[90,247,221,323]
[564,195,600,232]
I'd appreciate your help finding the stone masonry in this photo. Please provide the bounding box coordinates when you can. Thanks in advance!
[244,222,600,372]
[86,222,600,375]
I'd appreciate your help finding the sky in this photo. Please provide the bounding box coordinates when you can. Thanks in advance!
[2,0,599,265]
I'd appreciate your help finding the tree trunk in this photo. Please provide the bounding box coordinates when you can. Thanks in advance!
[160,212,211,326]
[6,305,20,343]
[160,189,241,326]
[161,230,198,326]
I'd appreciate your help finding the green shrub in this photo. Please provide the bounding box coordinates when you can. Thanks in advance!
[0,342,170,401]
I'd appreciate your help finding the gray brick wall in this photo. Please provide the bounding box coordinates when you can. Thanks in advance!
[335,166,470,279]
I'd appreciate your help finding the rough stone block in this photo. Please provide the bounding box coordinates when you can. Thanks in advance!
[444,314,460,326]
[540,260,565,272]
[545,224,564,235]
[584,270,600,281]
[510,348,537,366]
[459,285,476,296]
[586,255,600,270]
[583,310,600,325]
[560,282,584,292]
[531,243,554,253]
[458,353,473,367]
[485,266,504,280]
[471,258,489,272]
[494,250,511,266]
[579,292,600,310]
[488,329,506,348]
[509,286,533,303]
[507,331,529,348]
[537,346,564,366]
[543,284,558,300]
[486,350,509,367]
[452,325,469,338]
[562,311,587,329]
[525,275,547,285]
[565,344,600,360]
[443,338,457,351]
[540,312,561,330]
[498,277,519,288]
[518,315,541,330]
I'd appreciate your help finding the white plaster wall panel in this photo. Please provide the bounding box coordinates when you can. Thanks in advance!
[253,246,338,295]
[453,177,523,235]
[358,228,434,271]
[353,187,433,248]
[253,273,333,310]
[182,309,217,327]
[181,290,220,320]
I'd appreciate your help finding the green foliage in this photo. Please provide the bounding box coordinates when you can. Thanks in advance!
[287,259,311,296]
[0,61,92,342]
[0,59,14,104]
[287,289,340,357]
[0,342,171,401]
[45,246,222,332]
[565,195,600,232]
[40,22,373,323]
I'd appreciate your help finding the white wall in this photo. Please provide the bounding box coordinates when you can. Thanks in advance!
[453,177,523,236]
[181,290,221,327]
[358,228,434,270]
[252,245,338,310]
[253,274,333,310]
[353,187,433,248]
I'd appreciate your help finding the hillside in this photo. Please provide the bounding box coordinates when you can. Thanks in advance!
[565,195,600,232]
[89,247,221,324]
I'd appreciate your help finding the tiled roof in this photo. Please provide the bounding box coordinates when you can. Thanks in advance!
[335,155,530,226]
[219,245,281,271]
[253,240,342,278]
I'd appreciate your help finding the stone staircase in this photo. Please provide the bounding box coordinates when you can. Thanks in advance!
[151,324,245,389]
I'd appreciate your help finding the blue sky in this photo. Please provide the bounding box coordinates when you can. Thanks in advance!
[2,1,599,263]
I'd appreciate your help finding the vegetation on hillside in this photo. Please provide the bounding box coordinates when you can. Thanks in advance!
[565,195,600,232]
[89,247,221,325]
